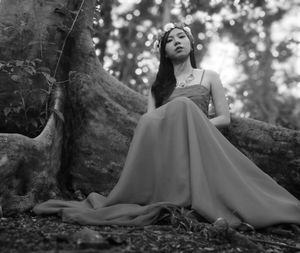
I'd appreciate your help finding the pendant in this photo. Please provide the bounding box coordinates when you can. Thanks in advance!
[177,82,186,88]
[176,71,195,88]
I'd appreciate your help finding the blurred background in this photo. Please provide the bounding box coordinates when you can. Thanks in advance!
[93,0,300,129]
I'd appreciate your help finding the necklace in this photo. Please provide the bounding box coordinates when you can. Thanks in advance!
[176,69,195,88]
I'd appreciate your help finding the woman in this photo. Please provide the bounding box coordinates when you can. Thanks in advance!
[34,23,300,228]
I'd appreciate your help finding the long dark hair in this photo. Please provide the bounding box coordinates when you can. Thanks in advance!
[151,27,197,108]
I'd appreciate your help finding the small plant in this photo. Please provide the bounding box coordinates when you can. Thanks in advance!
[0,59,56,137]
[157,206,206,232]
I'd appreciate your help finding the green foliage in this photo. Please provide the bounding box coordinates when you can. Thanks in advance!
[0,0,84,136]
[217,0,300,128]
[0,59,55,137]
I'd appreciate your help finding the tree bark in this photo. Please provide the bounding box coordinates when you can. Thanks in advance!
[0,0,299,216]
[224,116,300,197]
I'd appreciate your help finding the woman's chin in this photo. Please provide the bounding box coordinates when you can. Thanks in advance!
[172,53,190,63]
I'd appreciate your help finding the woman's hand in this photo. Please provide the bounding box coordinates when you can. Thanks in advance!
[210,115,231,129]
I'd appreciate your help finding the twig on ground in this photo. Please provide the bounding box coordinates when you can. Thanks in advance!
[249,237,300,251]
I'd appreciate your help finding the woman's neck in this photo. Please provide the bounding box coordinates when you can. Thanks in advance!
[173,59,193,78]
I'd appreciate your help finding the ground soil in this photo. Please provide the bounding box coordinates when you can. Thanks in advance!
[1,211,300,253]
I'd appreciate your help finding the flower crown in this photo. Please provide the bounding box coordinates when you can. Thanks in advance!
[153,23,193,52]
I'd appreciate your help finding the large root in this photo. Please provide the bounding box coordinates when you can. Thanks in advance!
[0,87,64,215]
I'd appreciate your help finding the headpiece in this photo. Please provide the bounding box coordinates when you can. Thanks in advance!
[153,23,193,53]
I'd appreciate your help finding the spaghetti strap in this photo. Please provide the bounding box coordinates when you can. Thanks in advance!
[199,69,205,86]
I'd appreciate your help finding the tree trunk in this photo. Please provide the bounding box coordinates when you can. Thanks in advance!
[162,0,172,25]
[0,0,299,216]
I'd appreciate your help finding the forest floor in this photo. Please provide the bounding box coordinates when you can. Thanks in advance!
[1,211,300,253]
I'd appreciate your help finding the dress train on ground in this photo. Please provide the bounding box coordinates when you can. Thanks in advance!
[34,95,300,228]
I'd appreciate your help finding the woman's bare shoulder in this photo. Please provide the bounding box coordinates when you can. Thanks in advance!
[194,68,220,79]
[203,69,220,78]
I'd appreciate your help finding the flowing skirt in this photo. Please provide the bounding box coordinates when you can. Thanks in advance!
[33,97,300,228]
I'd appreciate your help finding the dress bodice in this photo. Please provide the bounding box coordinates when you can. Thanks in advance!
[162,85,210,116]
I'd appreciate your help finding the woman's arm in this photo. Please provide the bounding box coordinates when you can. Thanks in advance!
[208,71,231,128]
[147,89,156,113]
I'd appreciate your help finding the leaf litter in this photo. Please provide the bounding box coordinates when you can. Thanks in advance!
[0,208,299,253]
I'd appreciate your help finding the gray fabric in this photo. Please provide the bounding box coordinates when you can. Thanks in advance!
[34,86,300,228]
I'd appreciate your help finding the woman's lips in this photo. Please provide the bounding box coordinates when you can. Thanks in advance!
[175,46,183,52]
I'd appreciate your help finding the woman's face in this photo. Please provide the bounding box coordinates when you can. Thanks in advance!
[164,28,191,62]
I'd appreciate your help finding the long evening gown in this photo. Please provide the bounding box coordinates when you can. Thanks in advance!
[33,82,300,228]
